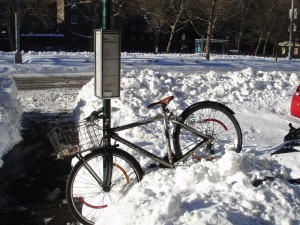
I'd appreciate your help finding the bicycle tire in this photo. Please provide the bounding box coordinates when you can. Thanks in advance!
[66,148,144,225]
[173,101,242,161]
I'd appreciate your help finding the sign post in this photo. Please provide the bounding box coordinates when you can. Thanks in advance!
[288,0,295,60]
[14,0,22,64]
[101,0,112,134]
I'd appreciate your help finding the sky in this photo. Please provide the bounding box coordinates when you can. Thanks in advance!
[1,51,300,224]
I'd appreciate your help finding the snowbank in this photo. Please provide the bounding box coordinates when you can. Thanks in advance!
[73,68,300,225]
[0,76,23,167]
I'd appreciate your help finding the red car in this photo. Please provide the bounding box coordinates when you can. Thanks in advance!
[291,84,300,118]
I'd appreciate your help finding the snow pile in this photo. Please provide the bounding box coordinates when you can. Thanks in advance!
[97,152,300,225]
[0,76,23,167]
[73,68,300,225]
[75,68,299,154]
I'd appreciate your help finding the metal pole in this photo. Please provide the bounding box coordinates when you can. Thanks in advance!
[101,0,113,191]
[14,0,22,64]
[288,0,294,60]
[102,0,111,132]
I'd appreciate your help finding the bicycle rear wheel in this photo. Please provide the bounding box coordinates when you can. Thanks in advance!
[173,101,242,161]
[66,148,144,225]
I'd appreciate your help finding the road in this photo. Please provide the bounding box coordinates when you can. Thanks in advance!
[13,75,93,90]
[0,112,78,225]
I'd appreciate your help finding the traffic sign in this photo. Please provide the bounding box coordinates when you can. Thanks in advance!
[94,29,121,99]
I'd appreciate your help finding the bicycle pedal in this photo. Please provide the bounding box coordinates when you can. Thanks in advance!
[147,163,159,169]
[205,156,215,161]
[192,154,215,161]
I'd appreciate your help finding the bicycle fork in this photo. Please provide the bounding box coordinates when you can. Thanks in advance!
[102,118,113,192]
[75,146,113,193]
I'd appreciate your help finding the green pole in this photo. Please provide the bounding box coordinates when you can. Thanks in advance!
[102,0,113,191]
[14,0,22,64]
[102,0,111,135]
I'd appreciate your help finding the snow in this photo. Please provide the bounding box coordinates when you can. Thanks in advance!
[0,76,23,167]
[1,51,300,224]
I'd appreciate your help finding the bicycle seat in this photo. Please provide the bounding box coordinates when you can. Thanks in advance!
[147,96,174,108]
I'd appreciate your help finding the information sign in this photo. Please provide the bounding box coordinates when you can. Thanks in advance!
[94,29,121,98]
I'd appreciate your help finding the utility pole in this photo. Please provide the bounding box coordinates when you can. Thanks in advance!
[14,0,22,64]
[288,0,295,60]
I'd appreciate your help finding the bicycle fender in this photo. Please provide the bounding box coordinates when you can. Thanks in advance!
[179,101,235,119]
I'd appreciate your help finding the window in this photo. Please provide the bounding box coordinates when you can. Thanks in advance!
[0,8,5,15]
[43,9,49,15]
[29,20,38,28]
[50,8,56,16]
[71,15,77,25]
[48,20,56,29]
[281,47,286,55]
[71,0,77,9]
[1,20,6,27]
[28,9,37,16]
[294,47,299,56]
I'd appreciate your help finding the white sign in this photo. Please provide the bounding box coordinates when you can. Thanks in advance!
[94,29,121,98]
[288,23,297,32]
[289,8,297,19]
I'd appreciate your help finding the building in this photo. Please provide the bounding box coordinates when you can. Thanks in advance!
[0,0,97,51]
[278,41,300,58]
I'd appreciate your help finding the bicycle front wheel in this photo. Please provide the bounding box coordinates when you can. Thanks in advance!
[66,148,144,225]
[173,101,242,161]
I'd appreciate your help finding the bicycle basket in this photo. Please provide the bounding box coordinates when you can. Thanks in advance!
[47,119,103,158]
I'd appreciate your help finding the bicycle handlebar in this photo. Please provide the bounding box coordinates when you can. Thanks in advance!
[86,108,105,122]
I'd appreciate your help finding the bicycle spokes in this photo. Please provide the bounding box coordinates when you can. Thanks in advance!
[179,114,239,160]
[69,155,140,224]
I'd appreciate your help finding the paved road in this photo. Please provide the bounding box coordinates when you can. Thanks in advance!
[0,112,78,225]
[13,75,93,90]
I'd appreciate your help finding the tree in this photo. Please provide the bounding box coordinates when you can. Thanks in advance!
[262,0,289,57]
[136,0,192,53]
[227,0,253,54]
[247,0,289,57]
[205,0,217,60]
[187,0,236,60]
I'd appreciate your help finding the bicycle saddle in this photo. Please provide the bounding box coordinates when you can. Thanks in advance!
[147,96,174,108]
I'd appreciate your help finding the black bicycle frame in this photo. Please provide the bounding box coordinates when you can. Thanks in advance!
[75,113,211,190]
[107,114,211,168]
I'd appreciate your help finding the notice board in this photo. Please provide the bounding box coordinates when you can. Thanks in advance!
[94,29,121,98]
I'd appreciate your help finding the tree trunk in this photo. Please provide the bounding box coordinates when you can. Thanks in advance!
[205,0,217,60]
[262,31,270,56]
[255,35,262,56]
[166,0,184,53]
[237,31,243,54]
[166,27,176,53]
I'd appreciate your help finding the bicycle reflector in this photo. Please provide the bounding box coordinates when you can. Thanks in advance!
[291,84,300,118]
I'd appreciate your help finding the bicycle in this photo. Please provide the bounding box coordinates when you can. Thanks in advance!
[48,96,242,225]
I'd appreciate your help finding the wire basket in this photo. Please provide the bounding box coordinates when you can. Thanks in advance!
[47,119,103,158]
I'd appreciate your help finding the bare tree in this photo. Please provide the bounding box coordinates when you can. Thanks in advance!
[248,0,289,57]
[204,0,217,60]
[228,0,253,54]
[262,0,289,56]
[136,0,191,53]
[187,0,236,60]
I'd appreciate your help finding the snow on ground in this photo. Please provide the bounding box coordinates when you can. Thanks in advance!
[0,76,23,167]
[1,51,300,224]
